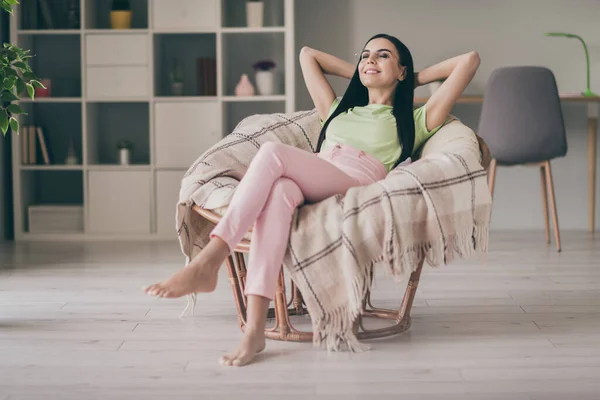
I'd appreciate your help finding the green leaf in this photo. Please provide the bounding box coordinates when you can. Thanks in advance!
[6,0,20,5]
[26,83,34,99]
[7,104,24,114]
[0,109,9,135]
[13,61,26,69]
[2,90,18,101]
[16,78,24,94]
[30,80,45,89]
[1,2,13,14]
[9,117,18,134]
[23,71,36,81]
[3,76,16,90]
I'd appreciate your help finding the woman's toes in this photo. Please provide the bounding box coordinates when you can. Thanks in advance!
[220,355,234,366]
[233,353,252,366]
[149,286,164,297]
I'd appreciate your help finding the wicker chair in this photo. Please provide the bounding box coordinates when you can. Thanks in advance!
[193,204,423,342]
[191,130,490,342]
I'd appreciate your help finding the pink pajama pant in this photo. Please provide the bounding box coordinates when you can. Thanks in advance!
[210,142,388,300]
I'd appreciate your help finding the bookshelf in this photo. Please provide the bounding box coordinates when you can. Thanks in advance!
[10,0,295,241]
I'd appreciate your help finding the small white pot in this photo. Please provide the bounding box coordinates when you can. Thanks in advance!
[255,70,275,95]
[171,82,184,96]
[119,148,131,165]
[246,2,264,27]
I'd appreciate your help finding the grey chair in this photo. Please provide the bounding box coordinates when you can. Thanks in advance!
[478,66,568,252]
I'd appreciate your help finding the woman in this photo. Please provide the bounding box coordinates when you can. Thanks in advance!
[144,33,480,367]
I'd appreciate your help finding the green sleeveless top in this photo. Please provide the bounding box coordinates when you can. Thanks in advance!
[320,97,447,172]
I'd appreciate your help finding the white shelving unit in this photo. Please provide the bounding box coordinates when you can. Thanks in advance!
[10,0,295,241]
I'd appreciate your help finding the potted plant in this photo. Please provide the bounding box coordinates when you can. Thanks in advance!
[110,0,132,29]
[253,59,276,95]
[0,1,45,137]
[169,58,184,96]
[246,0,263,27]
[116,139,133,165]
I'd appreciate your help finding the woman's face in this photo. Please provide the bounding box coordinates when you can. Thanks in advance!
[358,38,406,89]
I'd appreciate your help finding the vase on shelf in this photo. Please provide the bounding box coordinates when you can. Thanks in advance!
[253,60,276,95]
[246,1,264,28]
[255,70,275,95]
[235,74,255,96]
[35,78,51,97]
[117,140,133,165]
[119,148,130,165]
[111,11,132,29]
[171,82,184,96]
[64,139,78,165]
[110,0,132,29]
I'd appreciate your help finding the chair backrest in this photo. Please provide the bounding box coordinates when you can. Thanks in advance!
[477,66,567,165]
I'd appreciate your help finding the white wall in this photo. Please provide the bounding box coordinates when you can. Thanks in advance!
[295,0,600,231]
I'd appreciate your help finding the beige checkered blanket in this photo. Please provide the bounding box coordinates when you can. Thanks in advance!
[176,109,493,351]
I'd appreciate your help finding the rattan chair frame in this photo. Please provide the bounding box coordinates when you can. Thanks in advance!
[194,205,424,342]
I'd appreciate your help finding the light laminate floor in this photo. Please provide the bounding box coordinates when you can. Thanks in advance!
[1,231,600,399]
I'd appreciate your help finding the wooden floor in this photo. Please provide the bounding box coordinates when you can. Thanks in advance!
[1,231,600,399]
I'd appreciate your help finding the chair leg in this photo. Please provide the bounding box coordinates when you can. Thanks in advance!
[398,260,425,322]
[544,160,561,252]
[225,254,247,328]
[540,164,550,244]
[274,269,290,338]
[488,158,497,197]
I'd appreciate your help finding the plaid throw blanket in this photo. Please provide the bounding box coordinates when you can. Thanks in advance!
[176,109,492,351]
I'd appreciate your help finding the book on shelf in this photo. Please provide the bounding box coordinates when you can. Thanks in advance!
[196,57,217,96]
[21,125,52,165]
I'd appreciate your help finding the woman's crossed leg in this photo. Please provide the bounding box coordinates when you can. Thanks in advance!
[143,142,361,365]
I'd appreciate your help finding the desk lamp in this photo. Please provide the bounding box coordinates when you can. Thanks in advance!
[545,32,597,97]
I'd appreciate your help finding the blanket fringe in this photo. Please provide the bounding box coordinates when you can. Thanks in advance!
[179,293,197,318]
[388,223,490,279]
[313,223,489,353]
[178,255,198,318]
[312,302,371,353]
[313,262,374,353]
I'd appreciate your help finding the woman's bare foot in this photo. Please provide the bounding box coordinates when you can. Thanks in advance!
[143,237,230,298]
[219,329,266,367]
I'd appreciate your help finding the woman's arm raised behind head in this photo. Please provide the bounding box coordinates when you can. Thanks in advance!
[299,46,355,121]
[418,51,481,131]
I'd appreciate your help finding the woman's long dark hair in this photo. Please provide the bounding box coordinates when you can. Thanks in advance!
[316,33,415,168]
